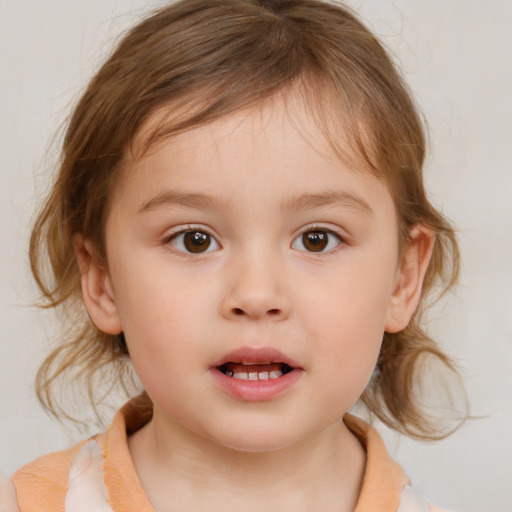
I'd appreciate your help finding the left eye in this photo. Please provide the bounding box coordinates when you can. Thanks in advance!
[292,229,342,253]
[169,230,220,254]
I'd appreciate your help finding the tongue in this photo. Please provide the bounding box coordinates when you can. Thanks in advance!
[222,362,284,374]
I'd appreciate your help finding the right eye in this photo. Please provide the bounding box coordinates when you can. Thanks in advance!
[168,229,220,254]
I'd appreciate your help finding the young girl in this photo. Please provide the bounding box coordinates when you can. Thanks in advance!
[1,0,463,510]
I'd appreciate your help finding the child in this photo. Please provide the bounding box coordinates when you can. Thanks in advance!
[1,0,463,510]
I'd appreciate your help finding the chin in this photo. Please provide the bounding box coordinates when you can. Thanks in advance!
[216,434,297,454]
[203,419,311,454]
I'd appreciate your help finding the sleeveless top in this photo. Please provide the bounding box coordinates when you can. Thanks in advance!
[11,394,446,512]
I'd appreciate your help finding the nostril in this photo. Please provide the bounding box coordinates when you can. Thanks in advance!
[231,307,280,316]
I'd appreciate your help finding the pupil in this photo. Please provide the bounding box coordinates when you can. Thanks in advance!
[184,231,210,253]
[303,231,327,252]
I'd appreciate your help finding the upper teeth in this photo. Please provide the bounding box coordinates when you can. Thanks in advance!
[228,370,283,380]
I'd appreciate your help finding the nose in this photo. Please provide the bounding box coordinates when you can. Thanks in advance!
[220,250,291,321]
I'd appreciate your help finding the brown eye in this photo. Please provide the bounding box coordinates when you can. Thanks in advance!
[184,231,210,253]
[292,229,341,253]
[170,230,220,254]
[302,231,328,252]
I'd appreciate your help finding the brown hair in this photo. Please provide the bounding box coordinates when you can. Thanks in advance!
[31,0,463,437]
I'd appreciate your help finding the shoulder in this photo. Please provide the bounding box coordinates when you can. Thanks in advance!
[0,478,21,512]
[12,438,87,483]
[10,439,88,511]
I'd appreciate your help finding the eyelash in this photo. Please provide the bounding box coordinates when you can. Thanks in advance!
[163,225,220,255]
[162,225,345,255]
[292,225,345,254]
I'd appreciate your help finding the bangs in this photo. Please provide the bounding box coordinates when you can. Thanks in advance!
[129,73,375,179]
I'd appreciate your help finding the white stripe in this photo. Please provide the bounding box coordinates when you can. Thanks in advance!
[397,485,432,512]
[65,441,114,512]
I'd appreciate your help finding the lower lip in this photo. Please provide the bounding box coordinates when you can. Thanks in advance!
[209,367,304,401]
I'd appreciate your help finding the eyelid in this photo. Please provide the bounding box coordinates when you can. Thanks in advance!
[163,224,218,239]
[295,223,347,240]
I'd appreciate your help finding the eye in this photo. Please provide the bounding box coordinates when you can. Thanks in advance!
[168,229,220,254]
[292,229,342,253]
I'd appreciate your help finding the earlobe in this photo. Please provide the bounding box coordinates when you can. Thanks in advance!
[385,225,435,333]
[73,234,123,335]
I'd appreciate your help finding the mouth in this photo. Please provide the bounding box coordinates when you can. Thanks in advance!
[217,362,294,380]
[210,346,303,400]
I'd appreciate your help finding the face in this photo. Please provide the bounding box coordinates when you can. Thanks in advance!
[90,99,411,452]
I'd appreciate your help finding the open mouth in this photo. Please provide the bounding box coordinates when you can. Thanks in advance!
[217,362,294,380]
[211,349,302,400]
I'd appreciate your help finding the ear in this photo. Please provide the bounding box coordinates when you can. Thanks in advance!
[73,234,123,335]
[385,225,435,333]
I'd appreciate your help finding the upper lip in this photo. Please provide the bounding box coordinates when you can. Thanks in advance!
[211,346,301,369]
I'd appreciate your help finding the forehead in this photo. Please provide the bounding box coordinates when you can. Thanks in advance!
[113,98,395,223]
[129,84,378,176]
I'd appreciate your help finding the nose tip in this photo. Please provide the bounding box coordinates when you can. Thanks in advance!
[219,244,293,321]
[220,262,291,321]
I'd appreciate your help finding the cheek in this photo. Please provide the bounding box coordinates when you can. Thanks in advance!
[311,255,396,337]
[306,260,396,396]
[112,247,213,325]
[312,297,383,376]
[118,283,209,405]
[108,256,217,371]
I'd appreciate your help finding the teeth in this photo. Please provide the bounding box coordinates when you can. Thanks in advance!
[229,370,284,380]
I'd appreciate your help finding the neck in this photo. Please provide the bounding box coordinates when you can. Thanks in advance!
[128,410,366,512]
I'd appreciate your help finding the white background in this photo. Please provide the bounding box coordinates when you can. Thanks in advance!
[1,1,511,511]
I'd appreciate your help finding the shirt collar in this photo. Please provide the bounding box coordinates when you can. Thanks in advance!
[98,396,408,512]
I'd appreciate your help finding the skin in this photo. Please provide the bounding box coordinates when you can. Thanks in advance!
[76,97,433,512]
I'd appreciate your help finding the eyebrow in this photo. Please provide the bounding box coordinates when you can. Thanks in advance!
[138,189,373,217]
[138,191,229,213]
[281,190,373,217]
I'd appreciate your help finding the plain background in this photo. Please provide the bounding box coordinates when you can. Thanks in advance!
[1,1,511,510]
